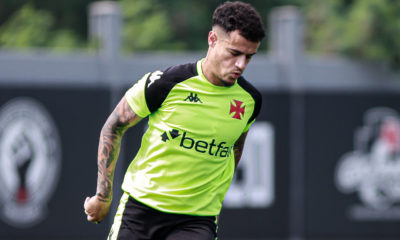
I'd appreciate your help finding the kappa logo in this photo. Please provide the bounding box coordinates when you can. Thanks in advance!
[147,70,163,88]
[160,129,232,158]
[184,92,202,103]
[230,100,245,120]
[335,107,400,219]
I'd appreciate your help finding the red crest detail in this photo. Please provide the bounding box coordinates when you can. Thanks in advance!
[230,100,245,120]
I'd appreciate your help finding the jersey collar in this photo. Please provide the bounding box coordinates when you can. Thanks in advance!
[196,59,237,88]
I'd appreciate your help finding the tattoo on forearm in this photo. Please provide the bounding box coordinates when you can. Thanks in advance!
[96,99,140,201]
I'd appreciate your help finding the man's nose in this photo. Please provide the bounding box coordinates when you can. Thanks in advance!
[235,55,246,70]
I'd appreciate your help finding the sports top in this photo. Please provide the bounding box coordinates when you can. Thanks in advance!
[122,59,262,216]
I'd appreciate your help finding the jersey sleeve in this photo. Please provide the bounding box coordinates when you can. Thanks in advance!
[125,73,151,118]
[243,119,256,132]
[125,63,197,118]
[237,77,263,133]
[125,64,196,117]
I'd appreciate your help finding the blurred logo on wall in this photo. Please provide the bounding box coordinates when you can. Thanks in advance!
[224,122,275,208]
[0,98,61,228]
[335,107,400,220]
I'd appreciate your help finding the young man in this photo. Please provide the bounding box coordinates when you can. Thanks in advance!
[84,1,265,239]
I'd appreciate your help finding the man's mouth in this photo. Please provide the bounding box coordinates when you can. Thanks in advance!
[232,72,241,79]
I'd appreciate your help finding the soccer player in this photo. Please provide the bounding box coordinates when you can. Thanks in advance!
[84,1,265,239]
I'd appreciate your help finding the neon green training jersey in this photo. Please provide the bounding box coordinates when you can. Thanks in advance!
[122,59,262,216]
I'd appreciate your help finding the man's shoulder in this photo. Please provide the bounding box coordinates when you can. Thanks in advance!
[159,62,198,83]
[143,62,198,113]
[237,76,262,123]
[237,76,261,102]
[144,61,198,91]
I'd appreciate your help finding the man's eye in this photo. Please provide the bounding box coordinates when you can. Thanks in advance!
[230,51,240,56]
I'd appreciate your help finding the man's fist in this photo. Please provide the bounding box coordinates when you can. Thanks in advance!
[84,195,112,224]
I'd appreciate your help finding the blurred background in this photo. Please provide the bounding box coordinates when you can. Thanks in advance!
[1,0,400,239]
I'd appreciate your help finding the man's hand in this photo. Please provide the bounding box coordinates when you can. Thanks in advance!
[84,195,111,224]
[84,98,141,224]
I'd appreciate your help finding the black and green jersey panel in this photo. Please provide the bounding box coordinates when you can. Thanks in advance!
[122,59,262,216]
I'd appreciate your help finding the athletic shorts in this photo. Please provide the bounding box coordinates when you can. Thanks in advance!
[107,192,218,240]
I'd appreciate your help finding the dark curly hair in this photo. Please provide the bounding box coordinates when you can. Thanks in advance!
[212,1,266,42]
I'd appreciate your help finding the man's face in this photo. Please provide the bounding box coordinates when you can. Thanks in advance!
[208,29,260,86]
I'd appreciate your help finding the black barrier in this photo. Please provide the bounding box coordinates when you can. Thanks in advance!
[305,92,400,239]
[0,87,111,240]
[4,87,400,240]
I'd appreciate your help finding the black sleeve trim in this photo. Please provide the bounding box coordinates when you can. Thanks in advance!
[144,62,197,113]
[237,77,262,124]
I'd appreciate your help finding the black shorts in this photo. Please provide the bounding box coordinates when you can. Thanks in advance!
[107,192,218,240]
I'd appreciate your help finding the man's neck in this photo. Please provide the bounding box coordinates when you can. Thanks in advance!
[201,57,219,86]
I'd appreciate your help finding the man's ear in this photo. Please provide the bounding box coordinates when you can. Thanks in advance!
[208,31,217,47]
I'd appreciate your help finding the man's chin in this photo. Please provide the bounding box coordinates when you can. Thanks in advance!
[222,78,237,86]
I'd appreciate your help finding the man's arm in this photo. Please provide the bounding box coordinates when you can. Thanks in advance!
[233,131,248,169]
[84,97,142,223]
[215,131,248,222]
